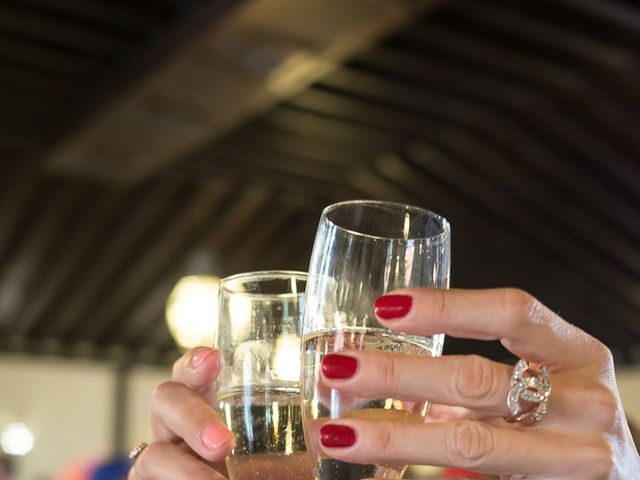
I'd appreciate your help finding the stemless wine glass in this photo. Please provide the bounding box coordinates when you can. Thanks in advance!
[215,271,313,480]
[301,200,451,480]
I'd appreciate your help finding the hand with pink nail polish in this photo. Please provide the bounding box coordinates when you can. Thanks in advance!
[127,346,233,480]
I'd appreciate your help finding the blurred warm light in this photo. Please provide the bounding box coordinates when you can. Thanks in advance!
[166,275,220,350]
[1,422,34,456]
[273,334,301,381]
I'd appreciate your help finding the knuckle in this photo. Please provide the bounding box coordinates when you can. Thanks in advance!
[501,288,542,326]
[448,422,495,468]
[370,422,398,456]
[591,385,620,430]
[135,442,165,477]
[595,343,615,369]
[178,396,212,423]
[585,436,614,477]
[432,288,448,320]
[380,354,400,391]
[454,355,499,403]
[152,380,176,401]
[151,381,178,414]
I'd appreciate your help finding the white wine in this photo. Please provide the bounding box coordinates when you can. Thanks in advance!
[302,328,441,480]
[218,387,314,480]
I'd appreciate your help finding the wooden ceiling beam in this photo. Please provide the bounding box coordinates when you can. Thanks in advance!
[0,6,132,59]
[42,0,447,182]
[16,188,125,336]
[282,87,640,323]
[105,183,270,346]
[404,24,640,200]
[82,179,244,342]
[0,33,111,79]
[370,153,640,342]
[38,178,190,338]
[12,0,162,34]
[318,68,640,274]
[0,164,40,267]
[290,86,640,244]
[0,184,81,329]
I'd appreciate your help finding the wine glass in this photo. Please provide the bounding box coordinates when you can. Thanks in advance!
[301,200,451,480]
[215,271,313,480]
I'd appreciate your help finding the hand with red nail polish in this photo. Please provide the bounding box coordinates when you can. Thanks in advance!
[128,347,232,480]
[316,288,640,480]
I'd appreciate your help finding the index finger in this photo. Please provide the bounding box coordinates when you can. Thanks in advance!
[374,288,608,369]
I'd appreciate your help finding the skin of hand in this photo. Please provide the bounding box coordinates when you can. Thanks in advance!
[318,288,640,480]
[128,347,233,480]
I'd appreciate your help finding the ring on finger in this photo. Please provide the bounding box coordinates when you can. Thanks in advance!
[505,359,551,424]
[129,442,149,465]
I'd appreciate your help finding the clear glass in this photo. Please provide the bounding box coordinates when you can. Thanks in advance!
[215,271,313,480]
[301,201,451,480]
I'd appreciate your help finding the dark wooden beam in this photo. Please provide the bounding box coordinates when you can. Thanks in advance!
[43,0,447,181]
[38,177,190,338]
[403,23,640,201]
[0,33,111,79]
[0,164,40,267]
[0,5,131,59]
[80,178,241,342]
[370,152,640,343]
[110,184,272,347]
[220,194,302,275]
[16,187,126,335]
[321,65,640,276]
[0,184,81,329]
[11,0,162,34]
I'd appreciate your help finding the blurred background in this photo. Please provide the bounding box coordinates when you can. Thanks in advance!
[1,0,640,478]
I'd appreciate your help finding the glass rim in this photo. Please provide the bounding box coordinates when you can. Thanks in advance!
[321,199,450,243]
[219,270,307,299]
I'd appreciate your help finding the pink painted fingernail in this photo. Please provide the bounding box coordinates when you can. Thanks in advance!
[189,347,214,369]
[201,424,232,450]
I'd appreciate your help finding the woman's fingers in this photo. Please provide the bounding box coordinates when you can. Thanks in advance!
[150,380,234,463]
[129,441,227,480]
[375,288,609,369]
[318,419,612,478]
[321,351,512,417]
[320,351,615,427]
[171,347,223,401]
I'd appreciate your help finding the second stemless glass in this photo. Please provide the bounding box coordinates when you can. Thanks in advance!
[215,271,312,480]
[301,201,451,480]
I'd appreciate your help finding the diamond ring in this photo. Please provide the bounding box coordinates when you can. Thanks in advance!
[506,359,551,424]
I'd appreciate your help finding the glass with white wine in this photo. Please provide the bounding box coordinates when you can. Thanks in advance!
[215,271,313,480]
[301,201,451,480]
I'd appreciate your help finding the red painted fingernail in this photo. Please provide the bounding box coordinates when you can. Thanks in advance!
[201,423,232,450]
[374,294,412,320]
[320,424,356,448]
[189,347,214,369]
[322,354,358,379]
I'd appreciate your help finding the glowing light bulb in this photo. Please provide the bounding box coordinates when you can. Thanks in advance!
[1,423,34,456]
[166,275,220,350]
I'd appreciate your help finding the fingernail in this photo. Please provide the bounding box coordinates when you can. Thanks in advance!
[320,424,356,448]
[374,294,412,320]
[322,354,358,379]
[189,347,214,369]
[201,424,232,450]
